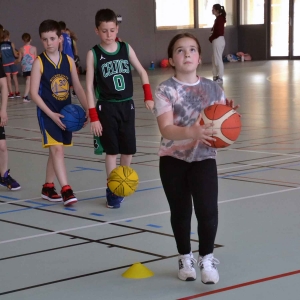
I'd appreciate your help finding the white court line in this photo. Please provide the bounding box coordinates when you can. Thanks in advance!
[6,136,42,142]
[136,139,160,144]
[228,148,300,158]
[0,150,298,206]
[0,179,160,206]
[218,156,300,172]
[0,186,299,245]
[219,186,300,204]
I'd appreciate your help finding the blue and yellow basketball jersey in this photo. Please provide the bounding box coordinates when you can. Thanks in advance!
[38,51,72,112]
[37,51,73,148]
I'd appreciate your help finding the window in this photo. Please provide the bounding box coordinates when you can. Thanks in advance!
[198,0,234,28]
[156,0,194,30]
[155,0,233,30]
[240,0,264,25]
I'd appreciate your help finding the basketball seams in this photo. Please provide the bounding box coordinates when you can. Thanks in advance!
[107,166,139,197]
[60,104,86,132]
[200,104,242,148]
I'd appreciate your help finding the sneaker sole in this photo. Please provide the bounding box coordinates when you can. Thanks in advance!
[10,186,21,191]
[64,198,78,206]
[41,194,63,202]
[201,280,218,284]
[178,273,196,281]
[0,183,21,191]
[106,201,120,209]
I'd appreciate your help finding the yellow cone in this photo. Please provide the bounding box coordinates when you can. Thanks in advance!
[122,262,154,279]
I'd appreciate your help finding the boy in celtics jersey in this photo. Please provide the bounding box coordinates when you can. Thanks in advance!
[86,8,154,209]
[30,20,88,206]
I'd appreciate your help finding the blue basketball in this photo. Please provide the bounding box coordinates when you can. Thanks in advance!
[60,104,86,132]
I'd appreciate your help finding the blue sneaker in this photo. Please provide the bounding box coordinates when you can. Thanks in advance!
[0,169,21,190]
[106,188,124,209]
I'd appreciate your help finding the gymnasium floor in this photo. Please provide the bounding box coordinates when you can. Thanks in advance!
[0,60,300,300]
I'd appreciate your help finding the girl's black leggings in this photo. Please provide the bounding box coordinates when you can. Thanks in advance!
[159,156,218,256]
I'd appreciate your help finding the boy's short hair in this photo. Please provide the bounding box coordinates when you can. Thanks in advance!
[22,33,31,43]
[39,20,61,37]
[58,21,67,30]
[3,30,9,39]
[95,8,118,28]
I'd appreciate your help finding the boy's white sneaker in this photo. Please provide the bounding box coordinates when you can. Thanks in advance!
[178,252,197,281]
[198,253,220,284]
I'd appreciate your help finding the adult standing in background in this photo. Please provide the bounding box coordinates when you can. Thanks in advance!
[209,4,226,84]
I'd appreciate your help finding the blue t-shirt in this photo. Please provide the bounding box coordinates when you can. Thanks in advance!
[61,32,74,59]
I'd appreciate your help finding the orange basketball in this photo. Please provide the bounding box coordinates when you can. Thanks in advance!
[200,104,241,148]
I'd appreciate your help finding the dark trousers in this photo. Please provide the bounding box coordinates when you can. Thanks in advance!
[159,156,218,256]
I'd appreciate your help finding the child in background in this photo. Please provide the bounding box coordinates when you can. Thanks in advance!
[0,62,21,190]
[15,33,37,102]
[30,20,88,206]
[0,30,20,99]
[86,8,154,209]
[209,4,226,83]
[154,32,238,284]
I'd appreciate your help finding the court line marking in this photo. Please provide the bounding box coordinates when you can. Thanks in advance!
[0,150,299,207]
[0,185,299,245]
[177,269,300,299]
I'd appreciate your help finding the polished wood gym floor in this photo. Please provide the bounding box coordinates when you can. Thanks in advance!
[0,60,299,299]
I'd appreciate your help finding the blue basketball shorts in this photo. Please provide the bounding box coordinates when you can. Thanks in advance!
[37,108,72,148]
[3,63,18,75]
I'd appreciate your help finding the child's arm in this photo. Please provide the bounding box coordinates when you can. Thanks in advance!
[15,46,23,64]
[127,44,154,111]
[0,77,8,127]
[86,50,102,136]
[73,40,78,56]
[11,42,19,58]
[31,46,37,59]
[157,111,216,146]
[30,58,66,130]
[69,56,88,112]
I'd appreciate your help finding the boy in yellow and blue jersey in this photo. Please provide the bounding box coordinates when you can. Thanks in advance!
[30,20,88,206]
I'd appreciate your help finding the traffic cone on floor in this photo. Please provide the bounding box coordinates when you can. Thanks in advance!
[122,262,154,279]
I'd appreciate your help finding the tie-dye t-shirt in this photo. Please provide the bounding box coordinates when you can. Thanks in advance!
[154,76,225,162]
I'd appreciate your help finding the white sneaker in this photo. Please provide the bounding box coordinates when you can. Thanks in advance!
[216,78,223,84]
[198,253,220,284]
[178,252,197,281]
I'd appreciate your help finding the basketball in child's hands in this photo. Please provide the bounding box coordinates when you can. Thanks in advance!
[107,166,139,197]
[60,104,86,132]
[200,104,241,148]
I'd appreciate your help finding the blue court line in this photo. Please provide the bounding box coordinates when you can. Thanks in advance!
[0,203,56,215]
[64,207,77,211]
[25,200,49,206]
[0,186,164,215]
[70,167,103,172]
[90,213,104,217]
[146,224,162,228]
[0,195,19,200]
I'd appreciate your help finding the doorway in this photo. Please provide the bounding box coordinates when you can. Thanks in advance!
[270,0,300,58]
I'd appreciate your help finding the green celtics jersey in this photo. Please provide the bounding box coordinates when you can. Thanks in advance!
[92,42,133,102]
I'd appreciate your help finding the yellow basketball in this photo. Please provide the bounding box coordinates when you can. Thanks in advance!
[107,166,139,197]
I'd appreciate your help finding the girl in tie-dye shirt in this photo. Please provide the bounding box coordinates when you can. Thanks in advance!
[154,32,238,285]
